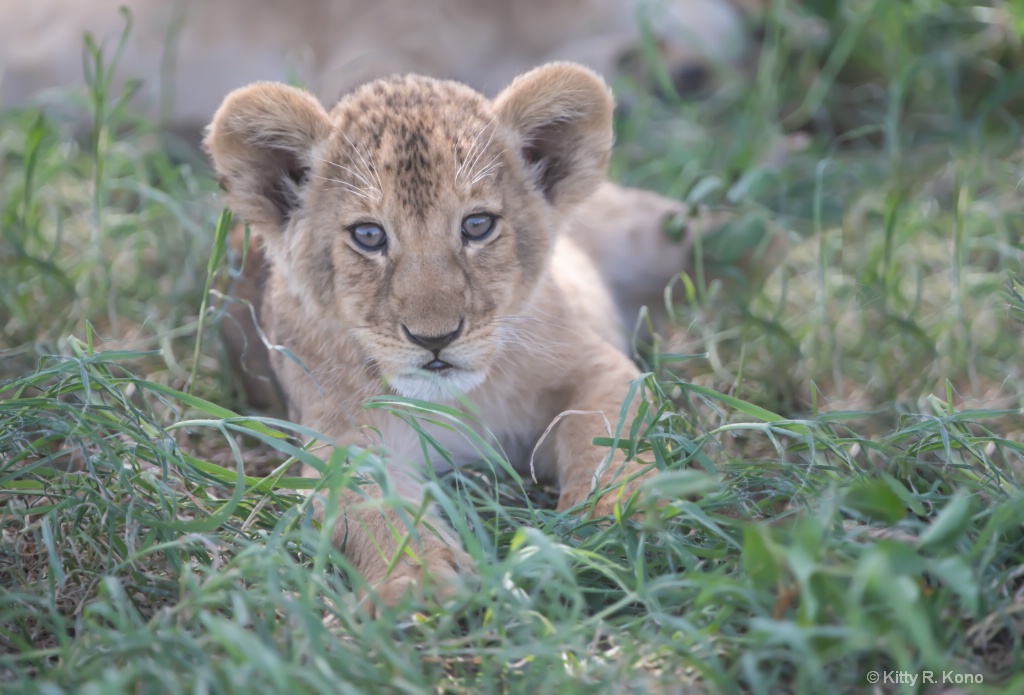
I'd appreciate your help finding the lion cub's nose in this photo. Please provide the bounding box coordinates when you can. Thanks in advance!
[401,319,464,354]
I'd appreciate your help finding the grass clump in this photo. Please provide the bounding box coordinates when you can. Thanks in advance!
[2,1,1023,693]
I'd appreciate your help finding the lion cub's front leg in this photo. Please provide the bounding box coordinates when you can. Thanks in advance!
[306,457,473,614]
[551,344,652,517]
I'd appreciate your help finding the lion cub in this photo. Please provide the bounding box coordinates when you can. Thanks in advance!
[205,63,654,608]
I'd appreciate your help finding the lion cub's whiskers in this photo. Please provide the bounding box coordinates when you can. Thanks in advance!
[310,156,383,203]
[310,174,379,203]
[493,314,558,329]
[494,324,571,371]
[455,116,499,190]
[340,132,385,198]
[465,149,507,188]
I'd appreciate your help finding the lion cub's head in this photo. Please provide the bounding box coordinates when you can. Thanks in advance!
[205,63,613,401]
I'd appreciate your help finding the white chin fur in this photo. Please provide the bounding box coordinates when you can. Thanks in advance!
[389,370,486,402]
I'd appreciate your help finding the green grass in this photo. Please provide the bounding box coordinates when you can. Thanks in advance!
[2,1,1023,693]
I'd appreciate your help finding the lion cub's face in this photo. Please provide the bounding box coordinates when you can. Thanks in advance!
[206,64,613,401]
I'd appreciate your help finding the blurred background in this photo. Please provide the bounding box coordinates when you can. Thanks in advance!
[0,0,762,136]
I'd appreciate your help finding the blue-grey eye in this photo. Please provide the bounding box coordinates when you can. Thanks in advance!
[350,223,387,251]
[461,213,496,242]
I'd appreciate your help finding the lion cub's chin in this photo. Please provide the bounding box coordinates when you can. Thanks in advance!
[388,369,487,402]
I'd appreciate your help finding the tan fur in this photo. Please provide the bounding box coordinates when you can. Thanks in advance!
[222,182,789,412]
[206,64,658,610]
[567,182,788,329]
[0,0,750,132]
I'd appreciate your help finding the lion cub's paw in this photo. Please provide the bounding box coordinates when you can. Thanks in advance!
[365,545,476,618]
[557,479,647,520]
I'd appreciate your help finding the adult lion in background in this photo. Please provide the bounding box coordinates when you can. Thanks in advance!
[0,0,755,133]
[206,62,683,609]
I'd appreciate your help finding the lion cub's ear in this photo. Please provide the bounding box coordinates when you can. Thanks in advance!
[204,82,332,235]
[494,62,614,214]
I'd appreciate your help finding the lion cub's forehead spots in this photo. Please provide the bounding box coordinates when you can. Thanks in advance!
[323,76,507,216]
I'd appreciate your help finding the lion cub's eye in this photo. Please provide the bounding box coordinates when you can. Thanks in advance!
[350,223,387,251]
[461,213,497,242]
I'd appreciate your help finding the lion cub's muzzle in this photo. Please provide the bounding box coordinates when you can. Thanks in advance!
[401,318,465,372]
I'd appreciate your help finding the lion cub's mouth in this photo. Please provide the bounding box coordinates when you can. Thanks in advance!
[373,319,491,400]
[389,360,486,402]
